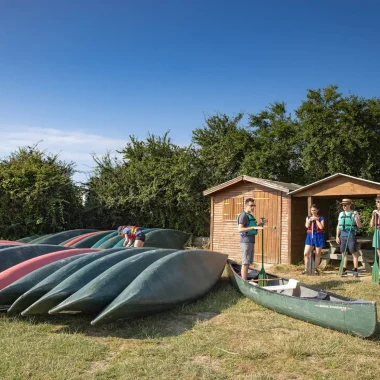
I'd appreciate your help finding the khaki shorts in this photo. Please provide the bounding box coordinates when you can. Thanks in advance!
[240,243,254,265]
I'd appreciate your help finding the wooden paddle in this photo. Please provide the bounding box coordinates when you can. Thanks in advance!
[372,214,379,284]
[338,213,354,277]
[258,217,267,286]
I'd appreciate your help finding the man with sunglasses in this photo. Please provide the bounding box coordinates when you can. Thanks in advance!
[336,198,362,277]
[237,198,266,280]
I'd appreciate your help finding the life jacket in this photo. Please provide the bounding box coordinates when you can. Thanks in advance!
[127,226,142,239]
[307,216,324,233]
[338,212,357,232]
[237,212,258,236]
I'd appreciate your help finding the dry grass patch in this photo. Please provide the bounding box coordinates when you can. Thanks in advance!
[1,267,380,379]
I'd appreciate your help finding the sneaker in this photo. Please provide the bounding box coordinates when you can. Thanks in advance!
[314,269,320,276]
[341,269,348,276]
[353,271,359,277]
[300,270,307,275]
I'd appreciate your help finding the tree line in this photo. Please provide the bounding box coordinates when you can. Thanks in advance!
[1,85,380,240]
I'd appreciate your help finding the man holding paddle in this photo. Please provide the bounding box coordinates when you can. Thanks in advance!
[336,198,362,277]
[237,198,267,281]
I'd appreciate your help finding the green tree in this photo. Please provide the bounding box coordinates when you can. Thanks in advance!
[296,85,380,182]
[0,146,83,239]
[84,133,210,235]
[192,113,255,188]
[241,102,305,183]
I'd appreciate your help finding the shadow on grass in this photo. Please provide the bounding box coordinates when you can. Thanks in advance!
[2,277,243,340]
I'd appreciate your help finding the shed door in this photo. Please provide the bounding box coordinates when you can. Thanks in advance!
[246,190,281,264]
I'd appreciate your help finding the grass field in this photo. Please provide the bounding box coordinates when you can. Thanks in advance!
[1,264,380,380]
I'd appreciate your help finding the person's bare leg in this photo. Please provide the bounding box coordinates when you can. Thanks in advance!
[134,240,144,247]
[304,245,311,269]
[241,264,249,280]
[315,247,322,268]
[352,252,359,269]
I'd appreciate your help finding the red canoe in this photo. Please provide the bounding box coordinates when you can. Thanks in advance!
[0,248,100,290]
[64,231,103,247]
[0,240,25,245]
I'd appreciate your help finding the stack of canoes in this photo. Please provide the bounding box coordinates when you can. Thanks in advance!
[0,243,227,323]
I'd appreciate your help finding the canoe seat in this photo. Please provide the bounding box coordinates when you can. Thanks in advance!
[260,279,299,291]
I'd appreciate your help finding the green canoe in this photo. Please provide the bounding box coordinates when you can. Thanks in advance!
[28,229,98,245]
[227,260,377,338]
[70,231,113,248]
[144,229,191,249]
[16,235,40,243]
[91,231,118,248]
[0,245,71,272]
[22,248,155,315]
[97,235,123,249]
[112,228,157,248]
[91,249,227,325]
[7,248,126,314]
[49,248,177,315]
[0,254,87,308]
[28,234,55,244]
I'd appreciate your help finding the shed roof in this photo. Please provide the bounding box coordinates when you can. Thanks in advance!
[289,173,380,197]
[203,175,302,196]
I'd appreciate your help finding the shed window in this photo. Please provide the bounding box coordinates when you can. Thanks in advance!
[223,197,244,221]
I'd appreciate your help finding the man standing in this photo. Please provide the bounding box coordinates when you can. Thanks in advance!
[237,198,266,280]
[336,198,362,277]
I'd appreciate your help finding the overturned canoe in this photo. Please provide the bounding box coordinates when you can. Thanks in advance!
[28,229,98,245]
[60,231,102,247]
[227,260,377,338]
[16,235,40,243]
[50,248,177,315]
[144,229,191,249]
[0,245,71,272]
[0,254,87,308]
[22,248,155,315]
[91,249,227,325]
[7,248,127,314]
[70,231,113,248]
[91,231,118,248]
[0,248,98,290]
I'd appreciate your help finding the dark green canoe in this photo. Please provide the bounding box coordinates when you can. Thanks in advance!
[91,249,227,325]
[16,235,40,243]
[0,244,22,250]
[7,248,126,314]
[21,248,155,315]
[227,260,377,338]
[70,231,113,248]
[0,245,71,272]
[97,235,124,249]
[112,228,158,248]
[28,229,98,245]
[0,254,87,308]
[49,248,177,315]
[144,229,191,249]
[91,231,118,248]
[28,234,55,244]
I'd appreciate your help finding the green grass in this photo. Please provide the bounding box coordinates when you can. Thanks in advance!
[1,266,380,379]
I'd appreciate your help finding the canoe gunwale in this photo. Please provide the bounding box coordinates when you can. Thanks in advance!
[227,260,377,337]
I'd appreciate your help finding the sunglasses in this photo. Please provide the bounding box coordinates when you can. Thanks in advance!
[248,204,256,207]
[342,204,350,207]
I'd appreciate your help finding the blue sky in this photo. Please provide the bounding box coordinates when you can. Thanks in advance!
[1,0,379,180]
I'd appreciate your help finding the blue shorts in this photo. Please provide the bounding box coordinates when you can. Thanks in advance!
[305,233,325,248]
[340,235,357,254]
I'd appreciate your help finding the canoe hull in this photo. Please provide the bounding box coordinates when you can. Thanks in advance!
[227,260,377,338]
[91,249,227,324]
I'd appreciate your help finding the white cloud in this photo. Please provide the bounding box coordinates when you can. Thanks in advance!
[0,125,124,182]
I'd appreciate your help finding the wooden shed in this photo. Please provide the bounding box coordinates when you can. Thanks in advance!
[203,176,302,265]
[204,173,380,265]
[288,173,380,263]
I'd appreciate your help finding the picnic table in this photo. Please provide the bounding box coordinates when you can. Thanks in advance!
[319,237,374,272]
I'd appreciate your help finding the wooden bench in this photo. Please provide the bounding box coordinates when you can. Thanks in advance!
[319,238,374,272]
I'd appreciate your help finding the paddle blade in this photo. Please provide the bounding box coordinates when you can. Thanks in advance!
[337,255,345,276]
[372,260,379,284]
